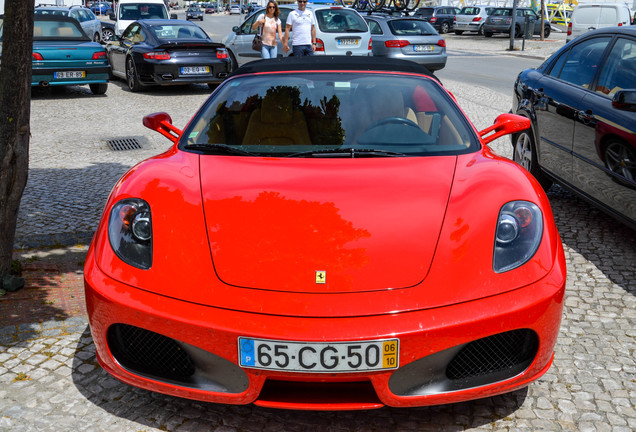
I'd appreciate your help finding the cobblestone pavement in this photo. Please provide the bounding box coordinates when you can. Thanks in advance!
[2,25,635,431]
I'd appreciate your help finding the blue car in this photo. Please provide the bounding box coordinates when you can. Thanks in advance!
[29,15,110,94]
[91,2,113,15]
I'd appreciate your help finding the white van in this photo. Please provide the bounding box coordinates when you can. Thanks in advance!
[110,0,177,35]
[567,2,632,41]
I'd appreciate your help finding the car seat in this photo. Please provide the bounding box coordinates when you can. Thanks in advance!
[178,27,193,38]
[242,89,311,146]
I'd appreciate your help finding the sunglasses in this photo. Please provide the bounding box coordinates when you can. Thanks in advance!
[298,1,307,3]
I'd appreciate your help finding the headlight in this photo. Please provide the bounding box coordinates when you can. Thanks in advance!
[108,198,152,270]
[493,201,543,273]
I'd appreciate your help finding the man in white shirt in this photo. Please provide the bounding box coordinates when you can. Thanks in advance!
[283,0,316,56]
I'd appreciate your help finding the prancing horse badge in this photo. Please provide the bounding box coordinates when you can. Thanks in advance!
[315,271,326,284]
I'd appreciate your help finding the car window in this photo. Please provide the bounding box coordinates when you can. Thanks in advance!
[459,7,477,15]
[35,9,67,16]
[365,19,383,35]
[598,6,619,24]
[314,9,368,33]
[388,19,436,36]
[33,19,87,39]
[548,37,611,88]
[119,4,168,20]
[150,24,208,40]
[596,37,636,97]
[492,9,511,17]
[122,23,142,41]
[184,74,476,155]
[416,8,434,17]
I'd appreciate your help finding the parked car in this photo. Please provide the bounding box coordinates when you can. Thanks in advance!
[0,15,109,94]
[567,2,632,42]
[110,0,176,36]
[84,55,566,409]
[412,6,460,34]
[90,2,113,15]
[483,7,551,38]
[364,13,447,71]
[34,4,103,42]
[101,20,116,42]
[229,4,241,14]
[205,4,218,14]
[512,27,636,230]
[106,19,231,91]
[186,6,204,20]
[223,3,371,68]
[453,5,495,35]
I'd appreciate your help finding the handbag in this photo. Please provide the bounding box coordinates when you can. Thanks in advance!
[252,22,263,52]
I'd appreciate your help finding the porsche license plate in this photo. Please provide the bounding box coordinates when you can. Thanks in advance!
[54,71,85,79]
[238,337,399,372]
[180,66,210,75]
[338,39,359,46]
[413,45,434,52]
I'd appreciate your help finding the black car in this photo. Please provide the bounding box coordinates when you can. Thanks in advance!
[483,7,550,38]
[107,19,231,91]
[186,6,204,21]
[413,6,460,34]
[512,27,636,230]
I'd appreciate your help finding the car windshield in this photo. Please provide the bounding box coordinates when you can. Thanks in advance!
[314,9,368,33]
[33,19,89,40]
[149,24,208,39]
[459,7,479,15]
[182,73,477,157]
[415,8,434,17]
[388,19,437,36]
[119,3,168,20]
[34,9,69,16]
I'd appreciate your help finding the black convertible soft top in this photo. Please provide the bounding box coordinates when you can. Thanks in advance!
[230,56,439,81]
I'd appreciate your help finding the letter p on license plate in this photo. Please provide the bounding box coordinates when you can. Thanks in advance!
[238,337,399,373]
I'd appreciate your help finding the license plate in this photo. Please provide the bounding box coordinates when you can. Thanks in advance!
[238,337,399,373]
[338,39,359,46]
[414,45,434,52]
[54,71,85,79]
[180,66,210,75]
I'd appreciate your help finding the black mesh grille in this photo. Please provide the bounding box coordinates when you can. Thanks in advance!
[446,329,538,380]
[107,324,195,381]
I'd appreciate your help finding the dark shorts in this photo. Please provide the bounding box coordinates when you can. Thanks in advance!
[292,45,314,57]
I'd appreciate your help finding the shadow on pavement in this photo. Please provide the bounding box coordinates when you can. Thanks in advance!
[547,185,636,297]
[71,326,528,431]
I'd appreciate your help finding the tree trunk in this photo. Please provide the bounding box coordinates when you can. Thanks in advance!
[0,1,34,280]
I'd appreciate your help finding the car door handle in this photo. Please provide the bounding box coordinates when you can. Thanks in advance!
[577,109,595,124]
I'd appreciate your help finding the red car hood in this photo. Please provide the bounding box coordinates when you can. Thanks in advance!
[201,156,456,293]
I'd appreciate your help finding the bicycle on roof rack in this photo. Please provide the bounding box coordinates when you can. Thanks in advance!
[340,0,421,12]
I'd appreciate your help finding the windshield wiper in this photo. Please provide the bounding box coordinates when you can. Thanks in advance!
[183,143,258,156]
[287,148,406,158]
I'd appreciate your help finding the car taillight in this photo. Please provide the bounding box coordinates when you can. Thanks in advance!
[315,38,324,52]
[216,48,229,59]
[143,51,170,60]
[437,39,446,47]
[567,22,572,36]
[385,40,410,48]
[472,17,482,22]
[506,18,512,24]
[368,37,372,51]
[618,22,623,26]
[430,17,437,23]
[92,51,107,60]
[32,52,43,60]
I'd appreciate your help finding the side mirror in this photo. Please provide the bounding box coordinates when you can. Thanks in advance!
[143,112,183,143]
[232,25,239,33]
[612,90,636,112]
[479,113,531,145]
[170,13,178,19]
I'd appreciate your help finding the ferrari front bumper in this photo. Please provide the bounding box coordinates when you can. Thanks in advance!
[84,245,566,410]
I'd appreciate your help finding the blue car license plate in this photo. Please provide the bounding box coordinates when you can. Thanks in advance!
[54,71,85,79]
[238,337,399,373]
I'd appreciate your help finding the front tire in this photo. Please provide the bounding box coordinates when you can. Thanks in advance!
[484,31,493,37]
[543,25,551,38]
[513,127,553,190]
[604,140,636,185]
[101,27,114,42]
[126,57,143,92]
[454,30,463,35]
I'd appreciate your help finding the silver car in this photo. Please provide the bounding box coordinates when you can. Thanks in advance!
[34,5,103,42]
[453,5,495,35]
[223,3,371,68]
[364,14,446,71]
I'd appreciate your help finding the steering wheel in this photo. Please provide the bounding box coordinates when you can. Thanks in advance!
[365,116,420,132]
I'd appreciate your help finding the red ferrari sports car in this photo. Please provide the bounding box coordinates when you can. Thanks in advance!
[85,56,566,410]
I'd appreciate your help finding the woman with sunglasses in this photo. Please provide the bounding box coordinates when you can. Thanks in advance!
[283,0,316,56]
[252,1,284,59]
